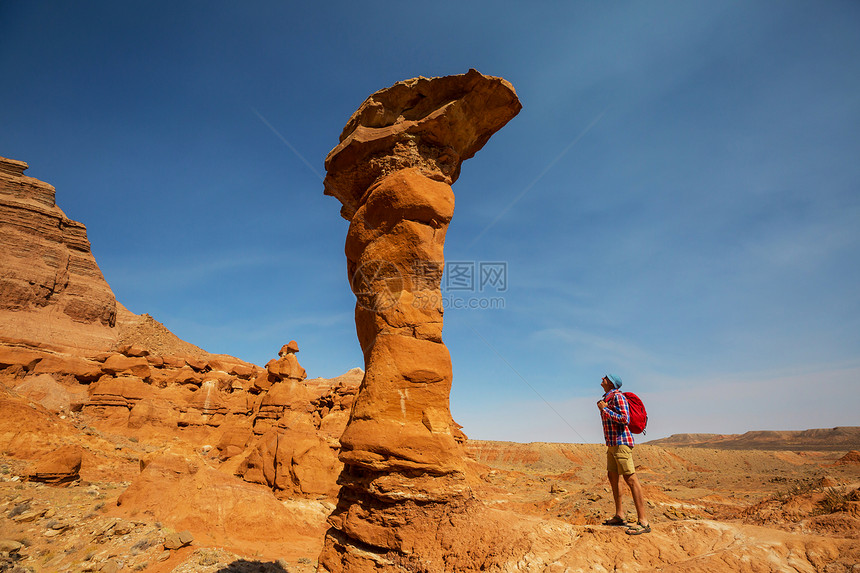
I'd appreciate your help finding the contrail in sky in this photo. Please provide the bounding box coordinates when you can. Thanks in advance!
[467,109,608,249]
[251,107,324,181]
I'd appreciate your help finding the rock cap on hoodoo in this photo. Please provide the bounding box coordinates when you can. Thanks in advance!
[280,340,300,355]
[324,69,522,220]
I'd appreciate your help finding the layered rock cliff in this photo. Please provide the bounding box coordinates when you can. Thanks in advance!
[0,155,357,499]
[0,156,119,351]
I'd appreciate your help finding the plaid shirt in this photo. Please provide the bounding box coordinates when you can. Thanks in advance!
[601,389,634,447]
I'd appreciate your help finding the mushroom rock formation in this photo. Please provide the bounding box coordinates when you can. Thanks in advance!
[281,340,300,355]
[266,339,308,382]
[320,70,521,571]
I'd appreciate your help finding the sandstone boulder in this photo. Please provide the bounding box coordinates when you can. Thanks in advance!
[0,345,47,373]
[163,530,194,550]
[13,373,88,413]
[184,356,208,371]
[31,354,102,382]
[117,343,149,357]
[83,376,153,427]
[27,444,83,484]
[251,369,274,392]
[0,539,23,555]
[128,398,180,429]
[236,428,341,496]
[167,365,203,386]
[115,452,323,549]
[207,355,259,380]
[228,363,255,378]
[162,355,187,368]
[0,386,75,459]
[100,354,152,379]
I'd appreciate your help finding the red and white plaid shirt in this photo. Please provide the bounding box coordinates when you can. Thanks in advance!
[601,389,634,447]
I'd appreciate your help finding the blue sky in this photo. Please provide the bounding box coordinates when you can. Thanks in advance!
[2,1,858,443]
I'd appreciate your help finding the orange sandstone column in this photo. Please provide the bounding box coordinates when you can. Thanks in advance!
[320,70,521,572]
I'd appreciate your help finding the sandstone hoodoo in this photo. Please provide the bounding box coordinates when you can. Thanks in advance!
[320,70,521,571]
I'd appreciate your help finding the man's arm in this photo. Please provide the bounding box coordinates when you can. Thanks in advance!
[601,392,630,425]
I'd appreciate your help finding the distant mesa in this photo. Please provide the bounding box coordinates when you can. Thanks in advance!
[646,427,860,451]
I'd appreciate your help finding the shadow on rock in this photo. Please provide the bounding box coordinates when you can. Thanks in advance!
[215,560,289,573]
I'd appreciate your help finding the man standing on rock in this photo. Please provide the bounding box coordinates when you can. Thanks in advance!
[598,374,650,535]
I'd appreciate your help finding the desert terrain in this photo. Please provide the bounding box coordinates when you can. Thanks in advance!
[2,147,859,573]
[1,399,859,572]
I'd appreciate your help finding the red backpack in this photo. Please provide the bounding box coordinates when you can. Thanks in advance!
[623,392,648,434]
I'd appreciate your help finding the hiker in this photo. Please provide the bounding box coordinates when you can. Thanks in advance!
[598,374,650,535]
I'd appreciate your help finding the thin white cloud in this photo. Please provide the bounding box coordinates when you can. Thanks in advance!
[744,208,860,271]
[531,327,661,370]
[104,251,282,292]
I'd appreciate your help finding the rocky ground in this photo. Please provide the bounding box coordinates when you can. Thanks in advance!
[0,428,325,573]
[0,334,857,572]
[465,441,860,531]
[2,419,859,572]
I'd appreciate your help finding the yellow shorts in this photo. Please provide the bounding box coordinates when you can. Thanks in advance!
[607,445,636,476]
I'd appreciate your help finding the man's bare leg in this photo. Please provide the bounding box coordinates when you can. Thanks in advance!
[608,470,624,519]
[623,472,648,525]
